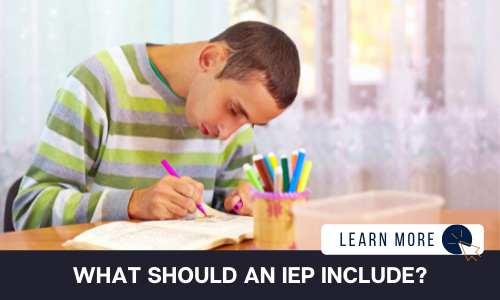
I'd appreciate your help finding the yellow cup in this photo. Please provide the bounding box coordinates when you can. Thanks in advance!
[251,188,309,250]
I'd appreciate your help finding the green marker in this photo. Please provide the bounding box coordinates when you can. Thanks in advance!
[243,163,264,192]
[281,155,290,192]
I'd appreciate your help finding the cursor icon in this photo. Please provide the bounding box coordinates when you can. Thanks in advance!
[459,241,482,261]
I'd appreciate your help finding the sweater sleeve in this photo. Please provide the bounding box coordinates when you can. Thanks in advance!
[12,63,132,230]
[212,124,257,210]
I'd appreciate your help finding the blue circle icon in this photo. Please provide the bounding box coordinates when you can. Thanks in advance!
[442,225,472,254]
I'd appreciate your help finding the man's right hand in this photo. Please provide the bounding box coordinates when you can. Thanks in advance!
[127,175,204,220]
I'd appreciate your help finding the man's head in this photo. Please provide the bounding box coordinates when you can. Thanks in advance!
[185,21,300,140]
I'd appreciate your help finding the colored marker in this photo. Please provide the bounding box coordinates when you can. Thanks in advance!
[268,152,279,170]
[288,149,306,192]
[161,159,207,217]
[233,200,243,212]
[291,151,298,173]
[243,163,264,192]
[263,155,275,181]
[281,154,290,192]
[233,163,264,211]
[267,152,281,191]
[253,154,274,192]
[297,161,312,192]
[274,166,283,193]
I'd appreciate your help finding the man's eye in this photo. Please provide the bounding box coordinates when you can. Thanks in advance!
[230,105,237,116]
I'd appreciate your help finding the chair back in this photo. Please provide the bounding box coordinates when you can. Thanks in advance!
[4,177,22,232]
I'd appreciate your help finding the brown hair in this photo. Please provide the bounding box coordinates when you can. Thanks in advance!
[209,21,300,109]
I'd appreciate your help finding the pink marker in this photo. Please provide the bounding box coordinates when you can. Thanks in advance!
[161,159,207,217]
[233,199,243,212]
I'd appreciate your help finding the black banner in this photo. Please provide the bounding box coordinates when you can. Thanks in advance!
[1,250,498,299]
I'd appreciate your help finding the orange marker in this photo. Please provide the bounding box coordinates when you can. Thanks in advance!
[291,151,298,173]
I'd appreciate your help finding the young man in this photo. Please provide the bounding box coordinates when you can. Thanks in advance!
[12,21,300,230]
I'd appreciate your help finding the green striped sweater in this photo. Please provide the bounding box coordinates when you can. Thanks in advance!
[13,43,256,230]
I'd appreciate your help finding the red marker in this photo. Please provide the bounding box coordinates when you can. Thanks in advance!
[253,154,274,192]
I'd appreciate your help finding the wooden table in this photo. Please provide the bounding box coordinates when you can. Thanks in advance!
[0,210,498,250]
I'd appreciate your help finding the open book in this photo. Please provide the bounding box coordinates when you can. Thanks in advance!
[63,204,253,250]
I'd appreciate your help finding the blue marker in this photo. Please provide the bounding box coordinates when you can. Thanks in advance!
[288,148,306,192]
[263,155,275,181]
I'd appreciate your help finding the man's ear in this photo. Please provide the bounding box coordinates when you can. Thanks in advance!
[197,43,227,73]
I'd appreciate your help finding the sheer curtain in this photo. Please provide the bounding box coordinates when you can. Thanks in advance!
[0,0,229,232]
[1,0,498,232]
[249,0,499,209]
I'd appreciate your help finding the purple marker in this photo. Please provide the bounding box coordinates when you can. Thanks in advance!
[233,200,243,212]
[161,159,207,217]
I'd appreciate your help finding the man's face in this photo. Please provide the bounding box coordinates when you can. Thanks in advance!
[186,71,285,141]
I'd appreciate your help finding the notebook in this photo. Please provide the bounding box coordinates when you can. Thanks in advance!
[62,204,253,250]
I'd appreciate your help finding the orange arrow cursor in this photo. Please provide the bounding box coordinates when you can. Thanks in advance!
[459,241,481,261]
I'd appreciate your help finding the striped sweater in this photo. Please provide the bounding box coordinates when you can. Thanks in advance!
[13,43,256,231]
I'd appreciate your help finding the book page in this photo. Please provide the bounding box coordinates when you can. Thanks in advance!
[143,204,254,240]
[64,222,224,250]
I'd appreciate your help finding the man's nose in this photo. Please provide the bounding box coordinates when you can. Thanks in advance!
[218,120,243,140]
[218,125,232,141]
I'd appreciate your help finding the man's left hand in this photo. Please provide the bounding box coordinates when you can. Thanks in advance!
[224,182,253,216]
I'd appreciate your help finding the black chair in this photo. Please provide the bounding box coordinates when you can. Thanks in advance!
[4,177,22,232]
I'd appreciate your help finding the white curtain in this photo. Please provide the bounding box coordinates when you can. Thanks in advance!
[253,0,500,209]
[0,0,229,232]
[254,106,499,210]
[1,0,498,232]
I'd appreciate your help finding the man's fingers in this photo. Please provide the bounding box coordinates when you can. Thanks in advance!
[172,178,200,201]
[152,206,168,220]
[152,206,182,220]
[190,180,205,202]
[179,176,204,200]
[235,183,253,216]
[180,176,204,189]
[192,181,204,195]
[224,194,235,213]
[231,195,241,207]
[239,182,252,200]
[227,188,239,198]
[169,192,197,214]
[180,176,205,205]
[196,196,204,206]
[164,200,189,217]
[237,200,253,216]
